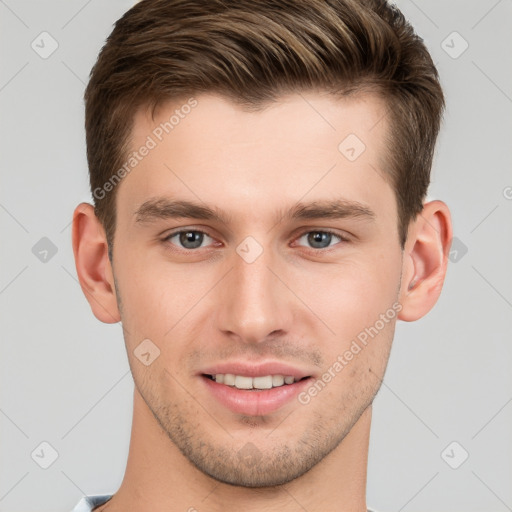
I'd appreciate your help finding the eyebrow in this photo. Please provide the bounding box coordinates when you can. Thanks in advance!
[134,197,376,225]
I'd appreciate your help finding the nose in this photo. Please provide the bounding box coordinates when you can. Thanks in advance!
[216,242,293,345]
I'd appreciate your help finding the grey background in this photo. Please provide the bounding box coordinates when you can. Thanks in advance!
[0,1,511,511]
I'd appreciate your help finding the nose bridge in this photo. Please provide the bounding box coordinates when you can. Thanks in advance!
[218,236,289,343]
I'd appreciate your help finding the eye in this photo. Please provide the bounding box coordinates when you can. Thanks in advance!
[163,229,215,250]
[161,228,348,252]
[295,230,347,250]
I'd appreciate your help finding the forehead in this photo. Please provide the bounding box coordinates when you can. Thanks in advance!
[117,91,395,227]
[133,91,388,159]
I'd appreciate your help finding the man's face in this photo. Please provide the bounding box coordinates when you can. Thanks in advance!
[111,92,404,487]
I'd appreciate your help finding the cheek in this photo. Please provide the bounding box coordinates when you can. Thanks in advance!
[293,251,401,340]
[115,258,216,346]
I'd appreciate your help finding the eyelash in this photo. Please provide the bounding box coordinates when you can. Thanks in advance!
[161,228,349,252]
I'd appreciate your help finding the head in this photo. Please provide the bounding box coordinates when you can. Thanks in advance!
[73,0,451,488]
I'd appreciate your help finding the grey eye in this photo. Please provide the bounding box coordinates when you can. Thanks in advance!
[167,230,214,249]
[297,231,342,249]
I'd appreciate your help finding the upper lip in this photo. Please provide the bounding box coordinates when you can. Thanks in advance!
[199,361,313,379]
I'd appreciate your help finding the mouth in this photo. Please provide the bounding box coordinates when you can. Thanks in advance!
[199,368,314,416]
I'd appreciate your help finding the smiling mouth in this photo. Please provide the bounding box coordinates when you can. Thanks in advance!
[203,373,311,390]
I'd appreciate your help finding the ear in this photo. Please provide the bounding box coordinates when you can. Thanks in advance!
[72,203,121,323]
[398,200,452,322]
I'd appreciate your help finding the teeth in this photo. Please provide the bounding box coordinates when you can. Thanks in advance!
[272,375,284,387]
[223,374,235,386]
[253,376,272,389]
[235,375,253,389]
[212,374,298,390]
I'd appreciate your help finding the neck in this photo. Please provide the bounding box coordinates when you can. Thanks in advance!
[101,388,370,512]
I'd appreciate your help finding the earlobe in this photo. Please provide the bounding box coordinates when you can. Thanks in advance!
[72,202,121,324]
[398,200,453,322]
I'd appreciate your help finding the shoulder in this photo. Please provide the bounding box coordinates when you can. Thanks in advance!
[69,494,114,512]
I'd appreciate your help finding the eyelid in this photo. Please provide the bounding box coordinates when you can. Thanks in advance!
[161,227,218,247]
[295,227,350,240]
[292,228,349,250]
[162,227,212,240]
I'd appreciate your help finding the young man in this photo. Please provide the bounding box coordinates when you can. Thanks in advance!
[71,0,452,510]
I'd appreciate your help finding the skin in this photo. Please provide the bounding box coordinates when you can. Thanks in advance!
[72,91,452,512]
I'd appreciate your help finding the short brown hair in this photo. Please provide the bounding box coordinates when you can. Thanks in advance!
[84,0,444,252]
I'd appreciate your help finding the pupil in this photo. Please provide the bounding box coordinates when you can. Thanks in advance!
[308,232,330,249]
[180,231,202,249]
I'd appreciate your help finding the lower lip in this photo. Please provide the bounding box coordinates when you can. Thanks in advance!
[201,375,312,416]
